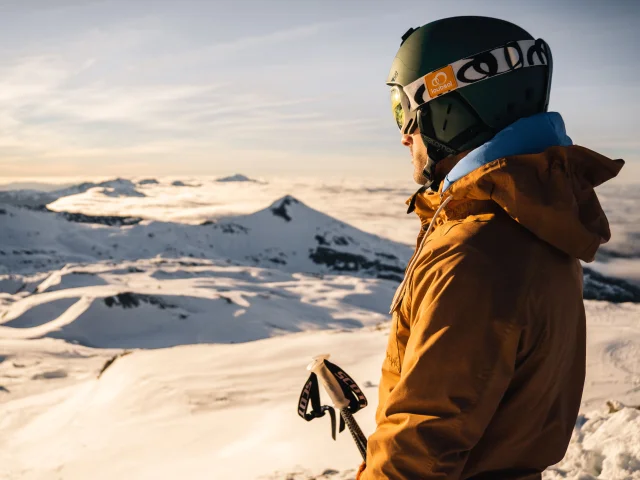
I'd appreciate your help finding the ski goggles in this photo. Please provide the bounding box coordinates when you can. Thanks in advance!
[390,38,551,133]
[390,85,416,134]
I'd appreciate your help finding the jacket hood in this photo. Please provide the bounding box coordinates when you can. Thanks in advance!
[410,112,624,262]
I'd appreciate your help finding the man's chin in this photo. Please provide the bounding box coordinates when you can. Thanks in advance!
[413,170,428,186]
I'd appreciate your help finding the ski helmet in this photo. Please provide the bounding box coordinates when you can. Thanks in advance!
[387,16,553,189]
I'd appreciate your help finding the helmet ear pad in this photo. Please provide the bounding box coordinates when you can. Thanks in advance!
[417,92,494,162]
[416,92,495,191]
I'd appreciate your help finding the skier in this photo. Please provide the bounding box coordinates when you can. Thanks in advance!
[357,16,624,479]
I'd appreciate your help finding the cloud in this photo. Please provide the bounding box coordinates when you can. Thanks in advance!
[0,17,384,177]
[0,0,105,12]
[204,23,326,55]
[1,4,636,182]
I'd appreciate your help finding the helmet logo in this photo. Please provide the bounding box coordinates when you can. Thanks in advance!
[432,72,448,86]
[424,65,457,98]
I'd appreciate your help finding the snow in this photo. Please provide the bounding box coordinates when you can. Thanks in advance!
[43,176,420,240]
[1,177,640,479]
[6,177,638,285]
[0,196,412,281]
[0,261,393,348]
[545,406,640,480]
[1,299,640,479]
[0,178,147,208]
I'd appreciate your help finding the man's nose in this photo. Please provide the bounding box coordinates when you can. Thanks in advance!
[401,134,413,147]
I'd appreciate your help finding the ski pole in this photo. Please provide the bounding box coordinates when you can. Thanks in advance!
[298,354,368,461]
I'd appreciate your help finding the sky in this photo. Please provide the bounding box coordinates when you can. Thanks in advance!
[0,0,638,182]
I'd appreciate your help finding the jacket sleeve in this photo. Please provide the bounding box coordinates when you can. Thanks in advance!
[360,251,523,479]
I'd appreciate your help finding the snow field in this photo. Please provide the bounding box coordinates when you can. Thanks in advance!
[1,177,639,479]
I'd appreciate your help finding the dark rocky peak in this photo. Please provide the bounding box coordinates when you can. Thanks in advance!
[270,195,302,222]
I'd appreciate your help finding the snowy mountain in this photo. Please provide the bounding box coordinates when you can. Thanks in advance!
[95,179,145,197]
[0,181,75,192]
[0,189,62,208]
[216,173,259,183]
[170,180,201,187]
[0,196,412,281]
[3,197,638,301]
[0,178,145,208]
[4,177,635,287]
[137,178,159,185]
[209,195,410,281]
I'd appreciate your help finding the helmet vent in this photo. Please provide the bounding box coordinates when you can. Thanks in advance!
[446,103,452,115]
[442,119,448,131]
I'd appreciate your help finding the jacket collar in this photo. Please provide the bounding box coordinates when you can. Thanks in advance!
[406,112,573,225]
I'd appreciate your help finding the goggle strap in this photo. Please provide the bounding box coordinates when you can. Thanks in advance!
[404,39,550,111]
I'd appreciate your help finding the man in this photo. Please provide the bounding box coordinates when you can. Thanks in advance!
[357,16,624,479]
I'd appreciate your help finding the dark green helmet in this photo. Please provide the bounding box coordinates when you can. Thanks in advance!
[387,16,553,188]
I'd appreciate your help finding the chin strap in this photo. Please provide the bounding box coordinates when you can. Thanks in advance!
[420,156,439,191]
[406,153,450,213]
[419,146,454,192]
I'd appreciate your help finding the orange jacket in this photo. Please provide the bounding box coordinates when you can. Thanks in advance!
[358,146,623,479]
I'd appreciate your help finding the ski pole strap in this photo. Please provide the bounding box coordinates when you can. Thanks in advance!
[324,360,368,413]
[297,372,323,421]
[297,373,344,440]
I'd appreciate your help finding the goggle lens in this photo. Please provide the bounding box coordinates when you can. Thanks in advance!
[390,87,405,130]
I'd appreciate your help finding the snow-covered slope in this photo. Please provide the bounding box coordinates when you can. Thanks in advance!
[0,259,393,348]
[1,299,640,479]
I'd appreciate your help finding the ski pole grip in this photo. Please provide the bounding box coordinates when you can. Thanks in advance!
[307,354,350,410]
